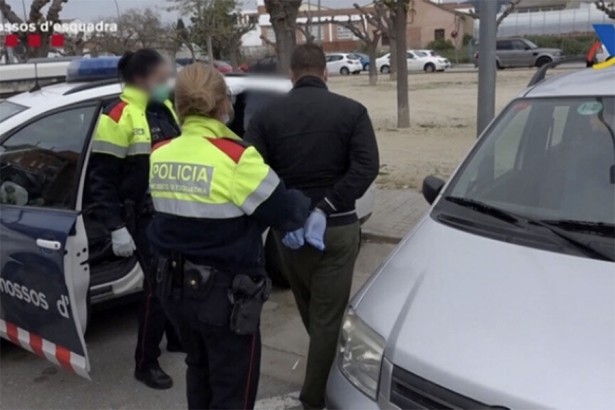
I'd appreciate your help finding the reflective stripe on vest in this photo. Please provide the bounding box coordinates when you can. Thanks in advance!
[240,168,279,215]
[152,197,244,219]
[127,141,151,156]
[91,140,127,158]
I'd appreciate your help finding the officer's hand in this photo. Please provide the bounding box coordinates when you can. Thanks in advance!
[282,228,305,250]
[304,209,327,251]
[111,227,136,258]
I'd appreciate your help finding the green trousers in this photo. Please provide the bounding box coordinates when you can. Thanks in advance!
[273,221,361,409]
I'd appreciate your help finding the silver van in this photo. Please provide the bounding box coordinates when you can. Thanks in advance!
[326,66,614,408]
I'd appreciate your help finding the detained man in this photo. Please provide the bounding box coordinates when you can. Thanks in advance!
[244,43,380,409]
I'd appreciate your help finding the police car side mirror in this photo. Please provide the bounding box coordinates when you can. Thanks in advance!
[422,175,445,205]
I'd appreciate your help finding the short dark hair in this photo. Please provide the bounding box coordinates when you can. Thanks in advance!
[290,44,326,77]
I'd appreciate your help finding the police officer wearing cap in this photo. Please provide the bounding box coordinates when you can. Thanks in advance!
[148,62,310,409]
[86,49,182,389]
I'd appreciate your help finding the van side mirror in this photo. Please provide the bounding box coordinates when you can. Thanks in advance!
[422,175,445,204]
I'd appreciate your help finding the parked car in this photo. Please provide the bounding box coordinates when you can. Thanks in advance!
[353,52,371,71]
[413,49,452,68]
[326,53,363,75]
[473,37,564,68]
[0,57,375,377]
[376,50,449,73]
[326,65,614,409]
[248,56,277,74]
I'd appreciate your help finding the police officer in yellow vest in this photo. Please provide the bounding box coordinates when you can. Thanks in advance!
[148,63,310,409]
[86,49,182,390]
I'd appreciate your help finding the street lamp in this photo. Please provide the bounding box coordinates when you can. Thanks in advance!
[112,0,120,20]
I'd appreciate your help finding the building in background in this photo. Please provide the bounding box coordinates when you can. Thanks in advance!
[254,0,473,53]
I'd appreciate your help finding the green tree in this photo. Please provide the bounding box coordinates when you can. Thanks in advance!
[168,0,255,67]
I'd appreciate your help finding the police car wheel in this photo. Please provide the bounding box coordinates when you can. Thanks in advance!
[264,230,290,289]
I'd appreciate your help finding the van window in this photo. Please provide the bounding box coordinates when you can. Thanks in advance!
[0,105,98,209]
[448,97,615,225]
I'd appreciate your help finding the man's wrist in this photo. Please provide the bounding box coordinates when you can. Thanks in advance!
[316,197,336,215]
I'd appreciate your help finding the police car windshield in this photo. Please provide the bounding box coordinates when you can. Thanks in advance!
[0,101,27,123]
[447,96,615,228]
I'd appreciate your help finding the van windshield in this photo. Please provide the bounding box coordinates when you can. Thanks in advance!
[0,101,27,123]
[447,97,615,227]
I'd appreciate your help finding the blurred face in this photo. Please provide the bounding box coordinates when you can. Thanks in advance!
[133,61,172,102]
[217,91,235,124]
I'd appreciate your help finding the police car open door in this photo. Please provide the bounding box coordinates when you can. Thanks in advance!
[0,101,101,379]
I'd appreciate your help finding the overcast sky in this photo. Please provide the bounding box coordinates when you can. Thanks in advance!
[2,0,390,22]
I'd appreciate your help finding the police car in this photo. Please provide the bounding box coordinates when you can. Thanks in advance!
[0,57,375,377]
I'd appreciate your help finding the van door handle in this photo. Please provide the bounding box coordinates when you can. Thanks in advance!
[36,239,62,251]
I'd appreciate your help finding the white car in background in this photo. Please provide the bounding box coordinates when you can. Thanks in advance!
[326,53,363,75]
[413,49,452,69]
[377,50,450,73]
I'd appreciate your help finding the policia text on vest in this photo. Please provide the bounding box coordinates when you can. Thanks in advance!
[150,162,214,195]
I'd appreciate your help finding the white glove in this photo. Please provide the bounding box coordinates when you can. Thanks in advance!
[111,227,136,258]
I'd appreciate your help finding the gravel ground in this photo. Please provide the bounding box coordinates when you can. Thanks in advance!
[328,69,539,189]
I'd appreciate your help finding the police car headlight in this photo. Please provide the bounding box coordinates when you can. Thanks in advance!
[338,308,385,400]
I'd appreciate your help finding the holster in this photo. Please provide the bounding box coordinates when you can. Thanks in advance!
[228,275,272,335]
[155,255,215,302]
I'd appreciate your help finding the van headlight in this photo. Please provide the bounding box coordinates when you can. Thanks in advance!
[338,308,385,400]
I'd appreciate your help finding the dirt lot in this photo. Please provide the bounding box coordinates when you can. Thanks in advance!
[327,69,537,189]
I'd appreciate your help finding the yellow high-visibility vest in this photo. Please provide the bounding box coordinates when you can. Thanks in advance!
[149,115,279,219]
[91,86,178,158]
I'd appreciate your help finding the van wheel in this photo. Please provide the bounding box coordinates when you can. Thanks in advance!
[340,67,350,75]
[380,65,391,74]
[424,63,436,73]
[536,56,552,68]
[264,230,290,289]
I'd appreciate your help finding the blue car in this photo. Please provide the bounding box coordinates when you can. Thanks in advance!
[354,53,370,71]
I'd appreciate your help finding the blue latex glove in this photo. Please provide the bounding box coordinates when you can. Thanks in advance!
[282,228,305,250]
[305,209,327,251]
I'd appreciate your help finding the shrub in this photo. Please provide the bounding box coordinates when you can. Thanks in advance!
[427,39,455,51]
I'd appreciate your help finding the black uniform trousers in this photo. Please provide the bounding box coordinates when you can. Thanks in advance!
[132,213,181,370]
[161,269,261,410]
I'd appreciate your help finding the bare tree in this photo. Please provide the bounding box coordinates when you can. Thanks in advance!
[90,8,166,55]
[595,1,615,19]
[264,0,302,74]
[392,0,409,128]
[298,10,316,44]
[0,0,69,61]
[466,0,523,28]
[216,11,257,68]
[169,0,217,63]
[358,1,397,79]
[54,31,85,56]
[174,18,197,59]
[334,14,381,85]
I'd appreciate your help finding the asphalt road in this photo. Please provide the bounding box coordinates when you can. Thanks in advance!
[0,241,396,410]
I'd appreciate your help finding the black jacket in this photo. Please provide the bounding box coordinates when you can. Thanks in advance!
[244,76,379,226]
[86,99,180,231]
